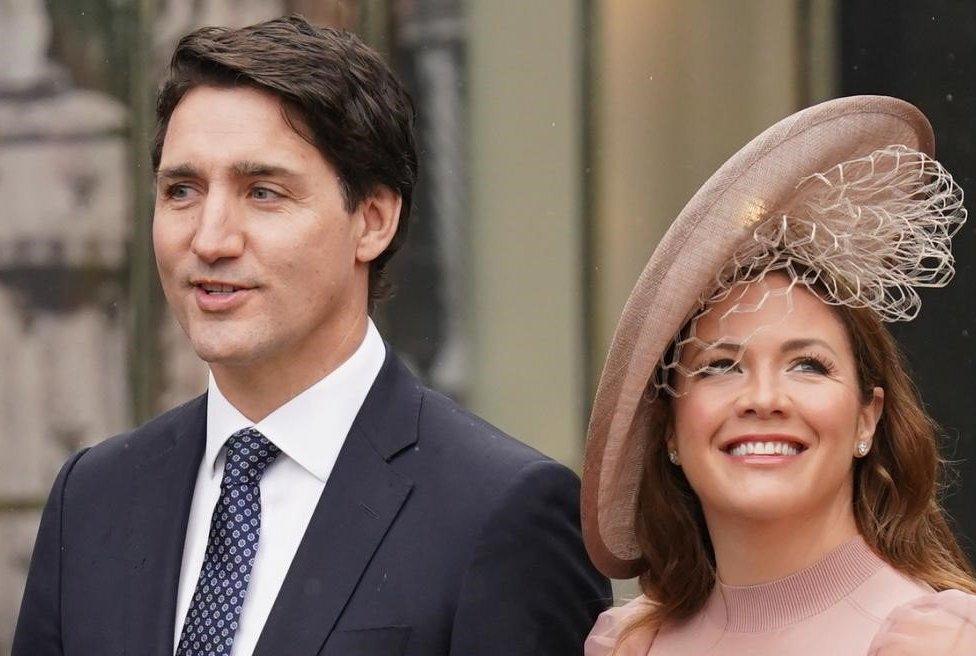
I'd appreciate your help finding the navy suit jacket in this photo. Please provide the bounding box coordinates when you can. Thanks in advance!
[13,349,611,655]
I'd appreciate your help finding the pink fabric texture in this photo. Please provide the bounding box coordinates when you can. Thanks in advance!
[585,538,976,655]
[584,598,657,656]
[866,589,976,655]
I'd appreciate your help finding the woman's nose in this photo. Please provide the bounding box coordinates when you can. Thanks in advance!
[734,369,790,419]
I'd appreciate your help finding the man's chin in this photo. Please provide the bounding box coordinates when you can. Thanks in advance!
[189,339,264,369]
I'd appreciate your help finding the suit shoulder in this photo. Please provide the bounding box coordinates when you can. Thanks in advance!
[416,387,565,476]
[69,394,205,475]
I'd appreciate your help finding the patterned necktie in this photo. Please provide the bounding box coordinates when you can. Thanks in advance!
[176,427,281,656]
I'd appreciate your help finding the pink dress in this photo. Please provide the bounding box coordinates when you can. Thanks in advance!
[585,537,976,655]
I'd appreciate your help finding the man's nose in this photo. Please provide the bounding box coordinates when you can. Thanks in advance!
[190,191,245,264]
[734,369,790,419]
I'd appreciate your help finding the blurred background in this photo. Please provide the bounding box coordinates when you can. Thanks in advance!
[1,0,975,648]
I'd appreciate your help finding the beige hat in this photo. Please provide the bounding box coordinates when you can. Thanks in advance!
[582,95,948,579]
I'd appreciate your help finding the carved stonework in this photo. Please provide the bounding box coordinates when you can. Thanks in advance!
[0,1,292,649]
[0,0,132,649]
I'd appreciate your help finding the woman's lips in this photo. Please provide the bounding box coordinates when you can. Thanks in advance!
[727,440,803,457]
[720,436,808,464]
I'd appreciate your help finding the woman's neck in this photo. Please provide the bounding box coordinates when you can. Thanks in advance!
[705,491,861,586]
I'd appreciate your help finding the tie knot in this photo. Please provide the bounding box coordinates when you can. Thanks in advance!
[222,427,281,487]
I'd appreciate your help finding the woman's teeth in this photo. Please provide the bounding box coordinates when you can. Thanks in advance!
[728,441,801,457]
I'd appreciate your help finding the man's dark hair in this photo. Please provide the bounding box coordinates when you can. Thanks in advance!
[153,14,418,305]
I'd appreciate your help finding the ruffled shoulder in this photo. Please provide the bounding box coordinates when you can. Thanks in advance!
[584,596,658,656]
[867,589,976,655]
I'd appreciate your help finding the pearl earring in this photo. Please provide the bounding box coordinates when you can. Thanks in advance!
[856,440,871,457]
[668,449,680,465]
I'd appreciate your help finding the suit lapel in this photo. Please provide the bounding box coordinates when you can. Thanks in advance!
[253,351,421,656]
[123,395,207,656]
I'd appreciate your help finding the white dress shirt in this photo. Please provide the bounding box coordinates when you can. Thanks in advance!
[173,320,386,656]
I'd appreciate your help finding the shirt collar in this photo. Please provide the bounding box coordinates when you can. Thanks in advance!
[205,319,387,481]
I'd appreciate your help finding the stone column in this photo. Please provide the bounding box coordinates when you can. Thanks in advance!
[0,0,129,648]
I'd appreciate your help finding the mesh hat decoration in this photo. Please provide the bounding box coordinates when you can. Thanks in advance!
[581,95,967,579]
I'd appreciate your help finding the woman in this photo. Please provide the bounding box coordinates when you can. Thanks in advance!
[582,96,976,655]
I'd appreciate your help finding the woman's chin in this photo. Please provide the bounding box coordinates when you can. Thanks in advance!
[702,486,814,524]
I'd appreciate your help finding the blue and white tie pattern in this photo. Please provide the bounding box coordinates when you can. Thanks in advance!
[176,427,281,656]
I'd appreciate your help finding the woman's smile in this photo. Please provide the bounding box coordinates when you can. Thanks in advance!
[671,273,882,526]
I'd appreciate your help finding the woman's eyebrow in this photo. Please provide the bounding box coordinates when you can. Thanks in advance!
[693,338,840,357]
[704,341,743,353]
[686,341,743,361]
[781,337,839,357]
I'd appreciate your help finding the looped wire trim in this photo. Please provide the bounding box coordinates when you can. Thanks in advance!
[653,145,967,397]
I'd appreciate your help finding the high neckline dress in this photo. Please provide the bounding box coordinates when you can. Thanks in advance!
[585,536,976,655]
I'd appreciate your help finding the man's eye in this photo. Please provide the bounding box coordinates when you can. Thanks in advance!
[250,187,281,201]
[164,184,192,199]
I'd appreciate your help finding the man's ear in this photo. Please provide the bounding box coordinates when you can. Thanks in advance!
[356,186,402,264]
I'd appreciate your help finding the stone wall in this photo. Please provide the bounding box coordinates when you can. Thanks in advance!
[0,1,284,648]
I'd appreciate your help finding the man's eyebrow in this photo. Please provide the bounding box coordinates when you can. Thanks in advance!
[781,338,839,357]
[232,160,301,179]
[156,163,200,180]
[155,161,303,181]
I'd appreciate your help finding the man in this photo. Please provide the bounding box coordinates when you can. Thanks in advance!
[13,14,610,656]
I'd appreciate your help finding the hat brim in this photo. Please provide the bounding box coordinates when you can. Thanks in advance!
[582,95,934,579]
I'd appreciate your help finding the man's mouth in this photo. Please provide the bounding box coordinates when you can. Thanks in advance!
[193,281,250,295]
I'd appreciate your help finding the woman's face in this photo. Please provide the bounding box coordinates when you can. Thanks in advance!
[671,274,883,526]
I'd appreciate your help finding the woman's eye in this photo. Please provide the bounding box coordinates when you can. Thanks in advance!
[695,358,740,377]
[792,356,831,375]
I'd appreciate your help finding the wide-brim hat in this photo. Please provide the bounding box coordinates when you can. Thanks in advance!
[582,95,935,579]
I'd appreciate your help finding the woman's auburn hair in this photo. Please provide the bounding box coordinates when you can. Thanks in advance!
[620,300,976,644]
